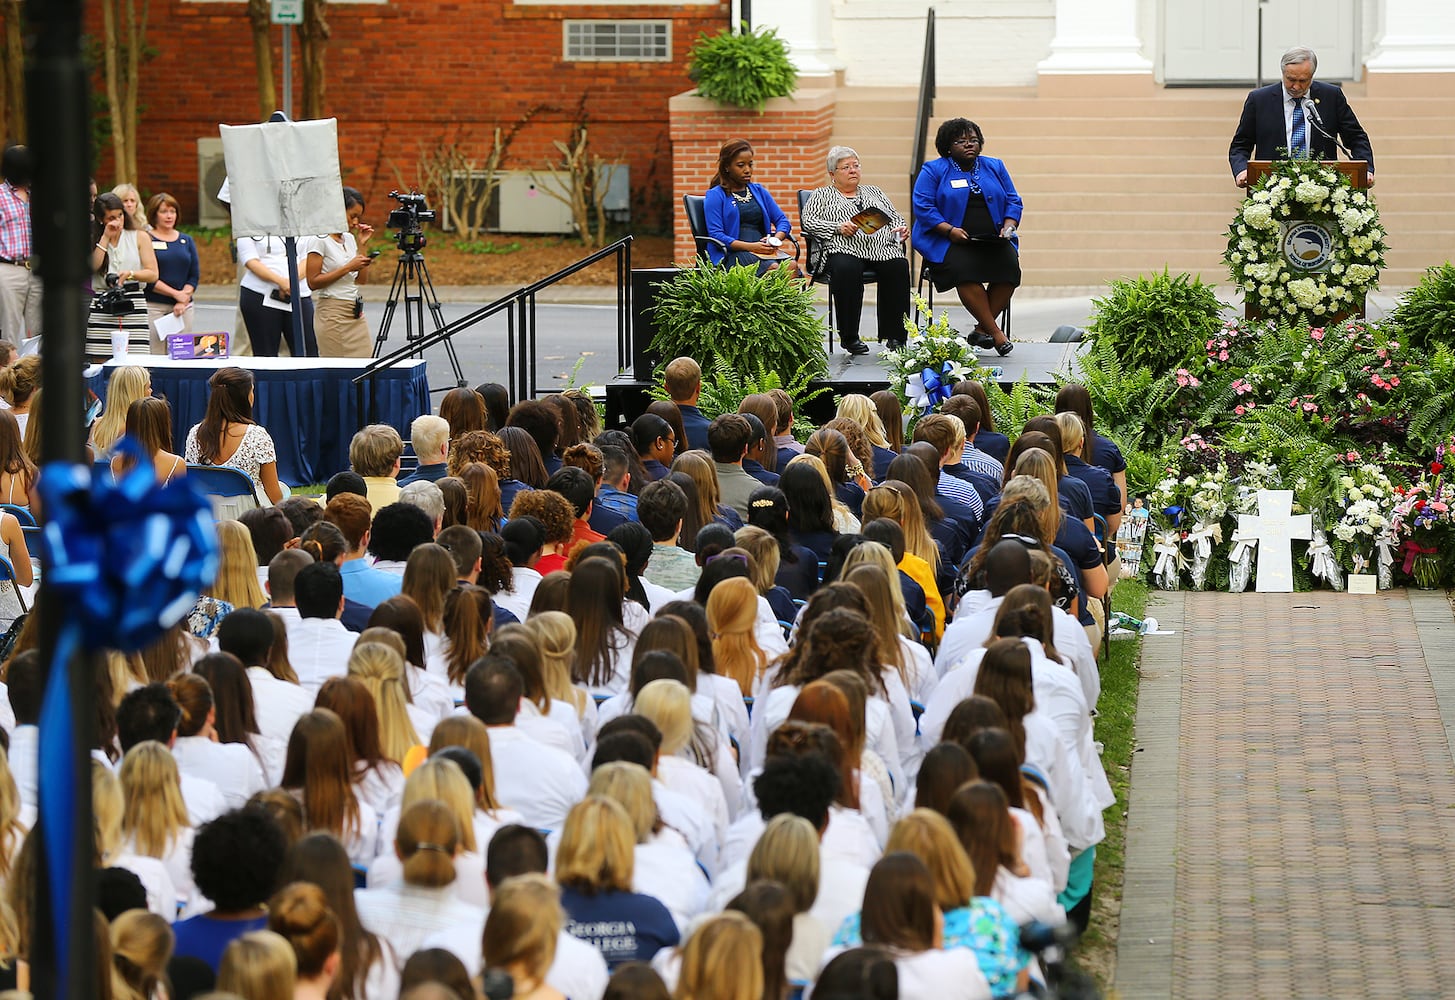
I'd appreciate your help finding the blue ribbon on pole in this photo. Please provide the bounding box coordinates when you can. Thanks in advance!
[1163,505,1185,527]
[35,438,219,994]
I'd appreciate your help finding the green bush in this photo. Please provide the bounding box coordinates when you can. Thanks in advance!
[688,24,797,111]
[1087,270,1229,375]
[1389,261,1455,354]
[648,263,827,382]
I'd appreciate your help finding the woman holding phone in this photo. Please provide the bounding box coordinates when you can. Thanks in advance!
[306,186,376,357]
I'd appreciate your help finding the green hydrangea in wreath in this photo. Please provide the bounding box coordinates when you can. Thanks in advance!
[1224,157,1387,330]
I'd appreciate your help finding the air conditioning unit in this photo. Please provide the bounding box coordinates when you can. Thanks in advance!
[197,137,230,228]
[493,165,632,235]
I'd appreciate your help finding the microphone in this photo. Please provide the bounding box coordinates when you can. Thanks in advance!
[1303,97,1354,160]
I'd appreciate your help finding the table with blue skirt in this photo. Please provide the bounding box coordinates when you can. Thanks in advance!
[85,356,430,487]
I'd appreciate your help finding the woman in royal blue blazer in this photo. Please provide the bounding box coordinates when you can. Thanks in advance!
[703,138,801,277]
[911,118,1022,356]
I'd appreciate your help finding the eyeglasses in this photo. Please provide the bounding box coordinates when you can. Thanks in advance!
[952,136,983,147]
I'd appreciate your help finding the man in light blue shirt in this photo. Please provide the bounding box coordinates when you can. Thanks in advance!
[324,492,403,609]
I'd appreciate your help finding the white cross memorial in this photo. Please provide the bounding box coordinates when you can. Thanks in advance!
[1238,489,1312,592]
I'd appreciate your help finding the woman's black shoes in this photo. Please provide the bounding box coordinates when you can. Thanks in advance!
[967,326,997,350]
[844,340,870,355]
[995,340,1014,356]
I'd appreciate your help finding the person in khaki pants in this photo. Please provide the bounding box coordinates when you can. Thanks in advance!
[305,186,375,357]
[0,146,42,345]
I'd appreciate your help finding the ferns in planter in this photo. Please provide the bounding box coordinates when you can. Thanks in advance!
[648,263,827,384]
[1389,261,1455,354]
[688,24,798,111]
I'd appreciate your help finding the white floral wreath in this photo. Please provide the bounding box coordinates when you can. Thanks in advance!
[1224,158,1386,330]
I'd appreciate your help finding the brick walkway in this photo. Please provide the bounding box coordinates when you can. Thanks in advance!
[1114,590,1455,999]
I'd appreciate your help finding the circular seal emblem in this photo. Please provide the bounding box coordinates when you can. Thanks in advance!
[1281,222,1334,272]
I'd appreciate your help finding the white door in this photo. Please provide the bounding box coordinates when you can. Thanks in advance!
[1163,0,1358,84]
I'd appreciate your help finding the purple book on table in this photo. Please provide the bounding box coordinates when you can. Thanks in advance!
[167,332,229,360]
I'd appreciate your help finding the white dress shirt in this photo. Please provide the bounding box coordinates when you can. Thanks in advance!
[655,755,729,846]
[936,593,1100,709]
[171,735,267,812]
[355,882,486,971]
[425,919,609,1000]
[892,949,991,1000]
[246,666,313,779]
[179,772,227,827]
[634,832,710,932]
[493,566,541,623]
[366,848,489,908]
[288,616,358,692]
[483,724,587,831]
[9,724,36,812]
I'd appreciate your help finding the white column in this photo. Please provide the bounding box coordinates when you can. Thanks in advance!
[1365,0,1455,72]
[754,0,842,78]
[1037,0,1154,74]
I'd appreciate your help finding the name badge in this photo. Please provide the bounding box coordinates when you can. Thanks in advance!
[950,178,969,189]
[152,241,168,250]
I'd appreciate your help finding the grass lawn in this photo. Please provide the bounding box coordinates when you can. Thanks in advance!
[1073,578,1149,991]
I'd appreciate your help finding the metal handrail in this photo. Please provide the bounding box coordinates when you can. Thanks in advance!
[909,7,937,236]
[353,235,634,406]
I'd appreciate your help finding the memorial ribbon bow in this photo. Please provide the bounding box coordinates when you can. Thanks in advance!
[36,438,219,997]
[1162,505,1185,527]
[907,361,959,411]
[1307,529,1340,585]
[1375,530,1398,572]
[1152,530,1186,577]
[1401,539,1440,576]
[1229,527,1258,563]
[1189,520,1223,558]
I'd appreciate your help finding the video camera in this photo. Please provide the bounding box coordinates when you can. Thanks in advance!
[91,272,140,315]
[387,190,436,254]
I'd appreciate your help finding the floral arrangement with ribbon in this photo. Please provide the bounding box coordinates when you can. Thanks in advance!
[885,295,993,427]
[1224,157,1387,330]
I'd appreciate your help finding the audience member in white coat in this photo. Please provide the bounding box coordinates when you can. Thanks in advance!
[495,516,547,624]
[3,650,43,819]
[465,654,586,832]
[115,682,227,828]
[354,800,485,972]
[422,824,610,1000]
[566,556,640,698]
[635,680,733,840]
[365,757,489,908]
[488,626,582,760]
[217,607,313,782]
[190,651,280,790]
[947,780,1066,929]
[287,562,358,693]
[590,761,710,933]
[119,741,198,911]
[94,761,180,921]
[280,708,379,866]
[315,674,408,816]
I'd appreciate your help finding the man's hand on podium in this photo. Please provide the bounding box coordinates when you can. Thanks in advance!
[1235,170,1249,188]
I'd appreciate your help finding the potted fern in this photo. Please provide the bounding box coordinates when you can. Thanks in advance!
[687,24,797,112]
[648,263,827,384]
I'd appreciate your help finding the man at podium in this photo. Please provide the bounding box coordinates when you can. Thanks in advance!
[1228,45,1374,188]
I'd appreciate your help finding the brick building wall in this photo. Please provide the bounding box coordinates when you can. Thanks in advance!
[81,0,728,233]
[668,85,836,265]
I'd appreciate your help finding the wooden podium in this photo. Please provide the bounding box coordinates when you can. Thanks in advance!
[1243,159,1370,320]
[1246,159,1369,189]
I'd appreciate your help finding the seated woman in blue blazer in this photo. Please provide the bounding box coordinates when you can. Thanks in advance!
[911,118,1022,356]
[703,138,801,278]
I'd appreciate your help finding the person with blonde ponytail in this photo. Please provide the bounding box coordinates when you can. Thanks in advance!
[366,757,489,908]
[354,799,485,972]
[93,761,179,920]
[705,576,768,698]
[634,680,731,842]
[314,675,406,816]
[166,673,267,811]
[483,874,568,1000]
[120,741,197,910]
[267,881,342,1000]
[675,911,764,1000]
[862,480,945,638]
[207,520,268,610]
[525,610,598,745]
[842,544,935,701]
[347,640,426,760]
[109,909,174,1000]
[424,716,524,840]
[279,709,379,866]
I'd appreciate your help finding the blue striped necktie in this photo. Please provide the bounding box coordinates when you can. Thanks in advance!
[1291,98,1307,157]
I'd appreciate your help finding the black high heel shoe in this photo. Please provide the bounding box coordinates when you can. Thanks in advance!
[967,326,997,350]
[995,339,1014,356]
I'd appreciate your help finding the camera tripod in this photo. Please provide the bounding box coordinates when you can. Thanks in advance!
[371,238,466,386]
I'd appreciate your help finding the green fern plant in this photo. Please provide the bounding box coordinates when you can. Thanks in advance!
[1389,261,1455,354]
[648,263,827,383]
[1087,270,1229,375]
[982,376,1054,436]
[688,24,798,111]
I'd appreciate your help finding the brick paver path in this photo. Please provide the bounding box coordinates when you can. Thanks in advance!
[1115,590,1455,999]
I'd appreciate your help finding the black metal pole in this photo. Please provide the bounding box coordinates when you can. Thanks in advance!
[25,0,95,996]
[1256,0,1266,88]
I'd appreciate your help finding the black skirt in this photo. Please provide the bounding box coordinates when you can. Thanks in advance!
[930,192,1021,291]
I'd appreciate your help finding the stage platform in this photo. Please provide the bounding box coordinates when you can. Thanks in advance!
[603,339,1087,427]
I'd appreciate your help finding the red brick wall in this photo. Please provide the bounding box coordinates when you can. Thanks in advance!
[81,0,728,233]
[668,87,837,264]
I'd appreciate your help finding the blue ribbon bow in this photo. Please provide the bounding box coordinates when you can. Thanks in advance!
[36,437,219,996]
[1163,504,1185,527]
[919,362,955,408]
